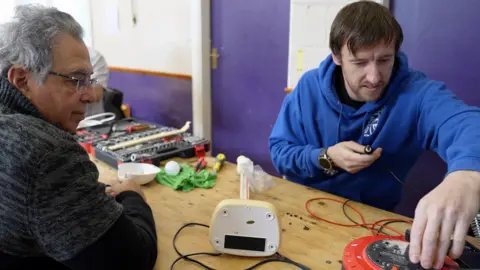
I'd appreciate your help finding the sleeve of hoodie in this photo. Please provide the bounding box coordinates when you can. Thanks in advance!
[269,74,326,181]
[417,80,480,175]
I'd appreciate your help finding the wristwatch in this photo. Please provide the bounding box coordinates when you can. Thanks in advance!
[318,148,337,175]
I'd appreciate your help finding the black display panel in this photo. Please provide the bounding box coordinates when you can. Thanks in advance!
[224,235,266,251]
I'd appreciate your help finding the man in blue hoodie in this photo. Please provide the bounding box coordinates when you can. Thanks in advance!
[269,1,480,269]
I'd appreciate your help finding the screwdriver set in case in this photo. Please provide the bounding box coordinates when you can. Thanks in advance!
[74,118,209,168]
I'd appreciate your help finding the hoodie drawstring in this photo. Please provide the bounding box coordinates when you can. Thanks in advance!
[335,104,373,145]
[360,112,371,145]
[336,104,343,143]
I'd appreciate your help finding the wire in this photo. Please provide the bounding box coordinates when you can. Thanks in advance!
[364,144,425,197]
[341,199,391,235]
[376,220,411,236]
[171,222,311,270]
[244,253,312,270]
[305,197,412,237]
[305,145,416,237]
[171,222,220,270]
[382,161,425,196]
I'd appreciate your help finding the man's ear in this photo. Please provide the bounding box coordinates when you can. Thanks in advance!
[332,53,342,66]
[7,66,31,96]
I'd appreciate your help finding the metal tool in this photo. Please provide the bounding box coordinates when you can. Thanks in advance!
[107,121,191,151]
[113,123,151,133]
[75,118,210,169]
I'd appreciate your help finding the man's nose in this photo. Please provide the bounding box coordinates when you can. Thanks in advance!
[366,65,381,85]
[79,86,96,103]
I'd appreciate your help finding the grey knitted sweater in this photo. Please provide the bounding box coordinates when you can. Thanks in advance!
[0,77,123,261]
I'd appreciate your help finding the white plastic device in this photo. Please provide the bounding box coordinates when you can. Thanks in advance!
[209,171,281,257]
[77,112,116,129]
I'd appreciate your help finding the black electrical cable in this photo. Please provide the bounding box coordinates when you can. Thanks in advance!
[364,145,425,197]
[171,222,220,270]
[341,199,392,236]
[171,222,312,270]
[383,164,424,196]
[342,147,418,237]
[376,220,412,236]
[342,200,413,236]
[244,253,312,270]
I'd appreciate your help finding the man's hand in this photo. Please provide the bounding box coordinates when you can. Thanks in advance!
[409,170,480,269]
[105,179,146,201]
[327,141,382,173]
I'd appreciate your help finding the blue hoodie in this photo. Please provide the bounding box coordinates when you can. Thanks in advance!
[269,52,480,211]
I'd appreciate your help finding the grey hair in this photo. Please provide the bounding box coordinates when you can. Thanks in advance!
[0,4,84,84]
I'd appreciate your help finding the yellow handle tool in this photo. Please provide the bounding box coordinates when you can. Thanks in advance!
[213,153,226,174]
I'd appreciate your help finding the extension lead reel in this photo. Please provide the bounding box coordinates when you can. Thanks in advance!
[341,234,459,270]
[208,169,281,257]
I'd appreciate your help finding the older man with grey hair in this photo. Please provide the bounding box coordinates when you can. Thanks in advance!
[0,4,157,270]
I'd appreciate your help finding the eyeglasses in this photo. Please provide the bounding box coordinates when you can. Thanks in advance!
[48,71,98,93]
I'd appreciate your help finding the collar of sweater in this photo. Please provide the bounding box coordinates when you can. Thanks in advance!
[0,76,46,120]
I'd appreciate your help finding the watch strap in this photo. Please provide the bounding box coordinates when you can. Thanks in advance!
[319,148,337,176]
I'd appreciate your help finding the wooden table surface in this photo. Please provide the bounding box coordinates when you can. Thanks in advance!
[92,156,479,270]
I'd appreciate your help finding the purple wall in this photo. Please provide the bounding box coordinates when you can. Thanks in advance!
[392,0,480,217]
[107,71,193,130]
[210,0,290,176]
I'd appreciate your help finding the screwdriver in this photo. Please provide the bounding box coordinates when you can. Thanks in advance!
[194,157,207,173]
[213,153,226,174]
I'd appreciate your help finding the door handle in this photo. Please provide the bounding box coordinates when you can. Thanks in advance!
[211,48,219,69]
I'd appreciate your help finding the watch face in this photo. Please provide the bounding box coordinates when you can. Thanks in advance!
[319,157,331,169]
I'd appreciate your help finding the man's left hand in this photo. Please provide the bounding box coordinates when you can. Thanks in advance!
[409,170,480,269]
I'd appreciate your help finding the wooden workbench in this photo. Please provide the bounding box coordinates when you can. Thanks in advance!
[92,156,478,269]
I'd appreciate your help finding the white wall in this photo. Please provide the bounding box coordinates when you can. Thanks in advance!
[51,0,93,47]
[0,0,93,47]
[0,0,190,75]
[90,0,192,75]
[0,0,16,25]
[287,0,388,89]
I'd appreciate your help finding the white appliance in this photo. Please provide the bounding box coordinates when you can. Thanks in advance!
[209,166,281,257]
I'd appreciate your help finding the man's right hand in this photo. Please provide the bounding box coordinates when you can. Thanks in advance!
[105,179,146,201]
[327,141,382,174]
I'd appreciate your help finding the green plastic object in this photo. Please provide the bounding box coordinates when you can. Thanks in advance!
[155,163,216,192]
